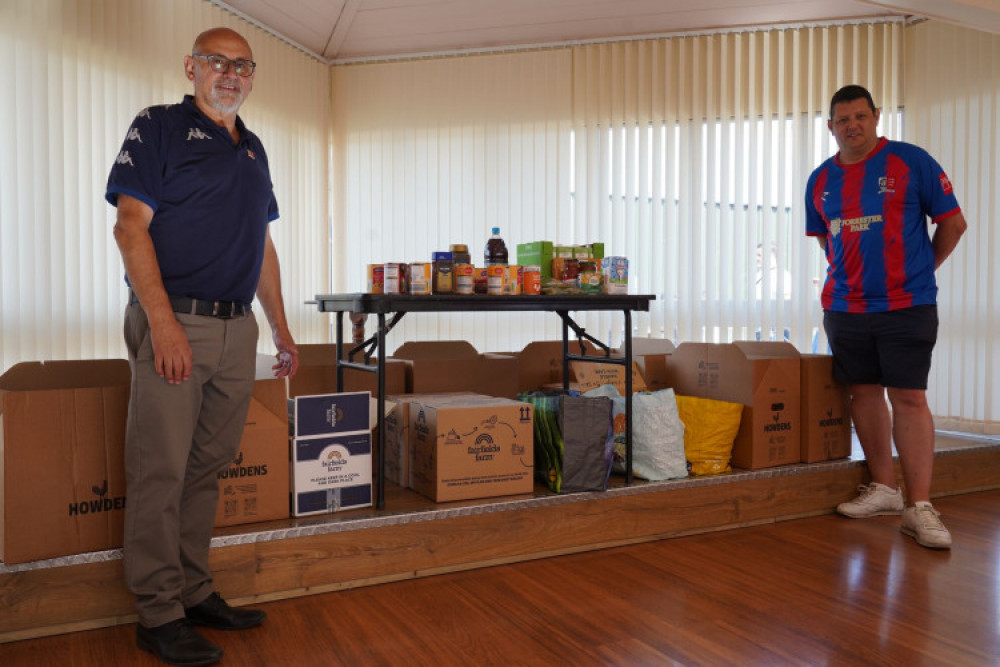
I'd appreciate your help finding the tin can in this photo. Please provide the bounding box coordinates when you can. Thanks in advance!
[474,267,489,294]
[367,264,385,293]
[454,263,475,294]
[503,265,522,295]
[522,265,541,295]
[486,265,505,295]
[383,263,405,294]
[408,262,432,295]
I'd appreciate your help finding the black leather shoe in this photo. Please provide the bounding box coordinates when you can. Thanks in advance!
[136,618,223,666]
[185,591,267,631]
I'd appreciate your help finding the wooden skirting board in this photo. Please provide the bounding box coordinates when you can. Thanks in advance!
[2,442,998,643]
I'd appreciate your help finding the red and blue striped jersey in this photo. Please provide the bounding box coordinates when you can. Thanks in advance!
[805,137,961,312]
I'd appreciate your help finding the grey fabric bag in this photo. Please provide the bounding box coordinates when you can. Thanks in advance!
[558,395,614,493]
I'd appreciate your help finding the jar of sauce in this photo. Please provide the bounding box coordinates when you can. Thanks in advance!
[450,243,471,266]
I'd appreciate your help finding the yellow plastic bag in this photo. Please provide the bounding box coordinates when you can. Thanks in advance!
[674,395,743,475]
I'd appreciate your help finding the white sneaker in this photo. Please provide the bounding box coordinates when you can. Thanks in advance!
[836,483,905,518]
[901,502,953,549]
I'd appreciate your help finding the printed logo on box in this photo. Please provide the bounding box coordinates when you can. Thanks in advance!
[67,479,126,517]
[216,451,269,480]
[294,392,369,437]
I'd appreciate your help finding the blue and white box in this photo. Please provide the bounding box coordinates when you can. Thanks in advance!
[290,391,373,516]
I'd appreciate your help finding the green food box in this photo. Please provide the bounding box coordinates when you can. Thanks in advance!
[517,241,554,280]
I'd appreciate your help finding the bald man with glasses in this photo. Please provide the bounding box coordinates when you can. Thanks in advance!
[107,27,298,665]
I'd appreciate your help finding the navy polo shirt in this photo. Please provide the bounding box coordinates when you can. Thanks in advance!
[106,95,279,305]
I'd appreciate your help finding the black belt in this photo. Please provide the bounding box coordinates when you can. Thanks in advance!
[129,291,251,319]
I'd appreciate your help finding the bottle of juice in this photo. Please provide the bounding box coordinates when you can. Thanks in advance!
[484,227,508,265]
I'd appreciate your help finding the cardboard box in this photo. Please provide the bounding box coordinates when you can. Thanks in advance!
[513,340,599,394]
[0,360,130,564]
[384,392,481,489]
[393,341,518,399]
[290,391,373,516]
[288,344,406,399]
[666,342,800,470]
[800,355,852,463]
[569,360,647,395]
[625,338,676,391]
[292,431,373,515]
[410,395,534,502]
[214,374,291,528]
[516,241,554,280]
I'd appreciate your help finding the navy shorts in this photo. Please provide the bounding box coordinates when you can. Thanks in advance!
[823,306,938,390]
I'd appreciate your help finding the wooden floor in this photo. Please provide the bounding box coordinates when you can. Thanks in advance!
[2,487,998,666]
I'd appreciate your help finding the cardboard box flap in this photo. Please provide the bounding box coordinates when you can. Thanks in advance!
[627,337,677,356]
[0,360,130,393]
[393,340,479,361]
[732,341,800,360]
[246,378,288,427]
[285,345,406,399]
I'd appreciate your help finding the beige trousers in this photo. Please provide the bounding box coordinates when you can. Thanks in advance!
[122,303,258,628]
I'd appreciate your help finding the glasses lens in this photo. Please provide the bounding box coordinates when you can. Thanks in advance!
[197,55,254,77]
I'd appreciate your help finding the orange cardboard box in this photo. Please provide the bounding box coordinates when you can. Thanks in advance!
[666,342,800,470]
[288,344,406,399]
[513,340,599,393]
[568,360,647,395]
[800,354,852,463]
[214,372,290,528]
[625,337,676,391]
[384,392,481,489]
[393,341,518,399]
[0,360,130,564]
[410,395,534,502]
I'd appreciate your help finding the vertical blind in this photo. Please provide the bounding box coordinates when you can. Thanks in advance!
[331,51,575,351]
[905,22,1000,433]
[0,0,330,371]
[332,22,904,355]
[568,24,903,351]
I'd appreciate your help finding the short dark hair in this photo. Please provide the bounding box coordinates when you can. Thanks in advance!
[829,85,876,120]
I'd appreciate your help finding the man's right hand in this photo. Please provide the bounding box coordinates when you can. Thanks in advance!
[149,316,193,384]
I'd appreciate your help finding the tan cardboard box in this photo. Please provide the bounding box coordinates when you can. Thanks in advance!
[0,360,130,564]
[666,342,800,470]
[214,375,290,528]
[288,344,406,399]
[410,395,534,502]
[800,354,853,463]
[393,341,518,399]
[625,338,676,391]
[513,340,599,393]
[569,360,647,395]
[384,392,481,489]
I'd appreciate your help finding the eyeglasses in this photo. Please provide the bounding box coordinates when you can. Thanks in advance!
[191,54,256,77]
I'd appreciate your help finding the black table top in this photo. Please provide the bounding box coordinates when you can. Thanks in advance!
[313,292,656,314]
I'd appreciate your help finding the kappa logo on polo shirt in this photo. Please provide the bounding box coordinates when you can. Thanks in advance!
[187,127,212,141]
[115,150,135,167]
[127,127,142,142]
[137,107,152,119]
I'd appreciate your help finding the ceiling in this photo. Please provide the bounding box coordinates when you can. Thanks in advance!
[215,0,1000,63]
